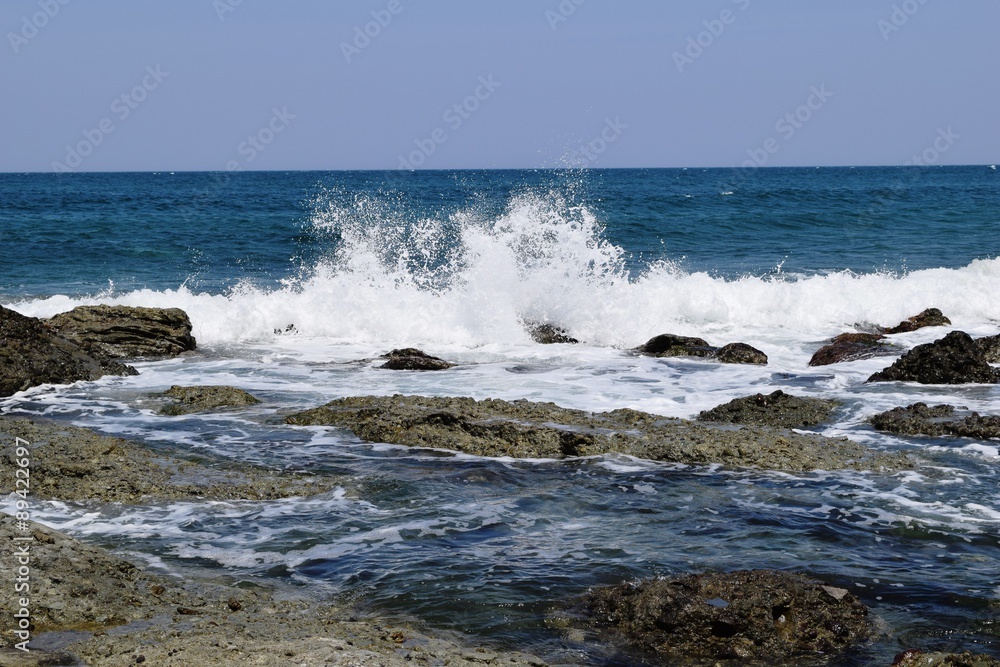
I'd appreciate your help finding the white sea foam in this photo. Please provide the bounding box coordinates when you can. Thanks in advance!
[8,190,1000,349]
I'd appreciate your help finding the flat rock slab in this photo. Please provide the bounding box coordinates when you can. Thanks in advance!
[46,305,196,360]
[158,385,262,416]
[0,417,332,503]
[697,390,840,429]
[285,395,906,472]
[576,570,870,664]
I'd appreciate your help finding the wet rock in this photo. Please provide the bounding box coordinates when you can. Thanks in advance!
[809,333,901,366]
[0,305,136,397]
[870,403,1000,439]
[526,322,579,345]
[379,348,455,371]
[697,390,839,429]
[893,651,1000,667]
[579,569,870,663]
[158,385,262,416]
[286,395,905,472]
[0,417,333,503]
[881,307,952,334]
[867,331,1000,385]
[636,335,767,365]
[716,342,768,365]
[976,334,1000,362]
[47,305,197,360]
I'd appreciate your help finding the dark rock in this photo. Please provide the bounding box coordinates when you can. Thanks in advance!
[870,402,1000,439]
[867,331,1000,385]
[716,342,767,365]
[526,323,578,345]
[158,385,262,416]
[635,334,715,358]
[697,390,839,429]
[809,332,900,366]
[882,307,952,334]
[976,334,1000,362]
[0,305,136,397]
[285,394,906,472]
[273,324,298,335]
[579,570,870,663]
[379,348,455,371]
[893,651,1000,667]
[47,305,196,360]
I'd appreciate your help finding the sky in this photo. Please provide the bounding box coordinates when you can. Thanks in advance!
[0,0,997,172]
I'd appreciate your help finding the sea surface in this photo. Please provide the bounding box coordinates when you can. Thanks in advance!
[2,167,1000,665]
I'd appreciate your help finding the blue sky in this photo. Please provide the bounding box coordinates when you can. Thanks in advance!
[1,0,996,171]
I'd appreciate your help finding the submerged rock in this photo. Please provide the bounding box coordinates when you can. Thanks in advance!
[809,332,900,366]
[892,651,1000,667]
[47,304,197,359]
[379,348,455,371]
[579,570,870,663]
[636,334,767,365]
[880,307,952,334]
[526,322,579,345]
[285,394,904,472]
[867,331,1000,385]
[158,385,262,416]
[870,403,1000,439]
[697,390,839,429]
[0,305,136,397]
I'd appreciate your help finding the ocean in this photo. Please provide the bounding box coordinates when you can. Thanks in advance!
[2,167,999,664]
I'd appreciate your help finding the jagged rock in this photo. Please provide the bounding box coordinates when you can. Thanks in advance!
[870,403,1000,439]
[697,390,839,429]
[285,395,906,472]
[893,651,1000,667]
[867,331,1000,385]
[578,570,870,663]
[716,342,768,365]
[158,385,262,416]
[378,348,455,371]
[526,323,578,345]
[47,305,196,360]
[976,334,1000,362]
[809,333,900,366]
[0,305,136,397]
[636,335,767,365]
[881,307,952,334]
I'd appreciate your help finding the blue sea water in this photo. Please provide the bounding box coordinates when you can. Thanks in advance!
[2,167,1000,665]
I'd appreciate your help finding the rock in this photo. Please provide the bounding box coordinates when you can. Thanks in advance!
[636,335,767,365]
[526,322,579,345]
[379,348,455,371]
[0,305,136,397]
[882,307,952,334]
[867,331,1000,385]
[285,395,906,472]
[809,332,900,366]
[46,305,196,360]
[976,334,1000,362]
[716,342,767,365]
[158,385,262,416]
[870,403,1000,439]
[635,334,715,358]
[578,570,870,663]
[697,390,839,429]
[892,651,1000,667]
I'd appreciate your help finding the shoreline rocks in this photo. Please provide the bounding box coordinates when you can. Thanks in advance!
[697,390,840,429]
[46,305,197,360]
[285,394,905,472]
[526,323,579,345]
[870,403,1000,440]
[810,333,900,366]
[0,305,136,398]
[158,384,262,416]
[379,348,455,371]
[877,308,952,334]
[636,334,767,365]
[867,331,1000,385]
[576,570,870,663]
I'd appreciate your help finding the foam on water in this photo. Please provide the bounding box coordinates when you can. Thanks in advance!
[9,189,1000,349]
